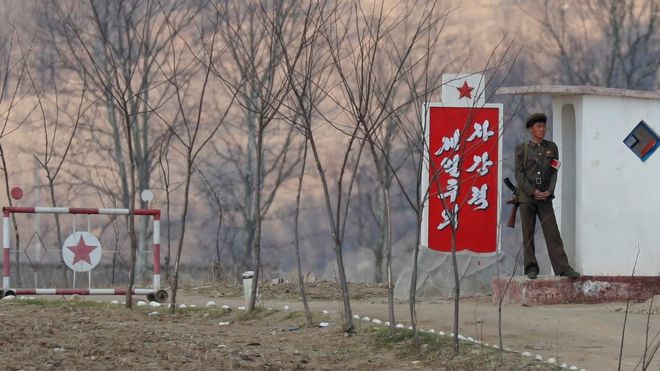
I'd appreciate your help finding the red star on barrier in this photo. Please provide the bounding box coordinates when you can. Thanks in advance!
[67,236,97,265]
[457,81,474,99]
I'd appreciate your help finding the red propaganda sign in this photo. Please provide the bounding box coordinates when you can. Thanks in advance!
[421,104,502,254]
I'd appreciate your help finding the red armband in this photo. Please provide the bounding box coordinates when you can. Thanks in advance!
[550,159,561,170]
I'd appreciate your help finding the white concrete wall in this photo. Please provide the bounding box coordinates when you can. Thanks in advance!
[552,98,582,270]
[555,95,660,275]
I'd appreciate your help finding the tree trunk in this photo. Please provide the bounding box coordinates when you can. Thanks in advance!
[170,157,193,314]
[124,106,138,309]
[334,239,354,332]
[365,140,394,327]
[165,181,172,283]
[384,187,394,328]
[294,138,313,325]
[409,212,423,349]
[307,130,354,332]
[249,125,264,312]
[214,207,223,281]
[451,226,460,356]
[47,176,67,287]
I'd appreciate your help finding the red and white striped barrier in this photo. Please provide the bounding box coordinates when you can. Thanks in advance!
[2,206,162,299]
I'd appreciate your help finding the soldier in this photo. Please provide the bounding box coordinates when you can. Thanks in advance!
[515,113,579,279]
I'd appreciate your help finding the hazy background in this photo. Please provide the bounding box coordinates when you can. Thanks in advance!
[0,0,658,288]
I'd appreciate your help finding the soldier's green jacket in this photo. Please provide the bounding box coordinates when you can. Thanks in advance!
[514,139,559,203]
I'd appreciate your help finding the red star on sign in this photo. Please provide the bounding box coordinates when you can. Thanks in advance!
[456,81,474,99]
[67,236,97,265]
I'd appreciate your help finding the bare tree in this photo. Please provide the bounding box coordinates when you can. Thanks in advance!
[292,138,313,325]
[155,130,179,283]
[262,0,339,326]
[274,0,370,333]
[197,168,224,281]
[520,0,660,89]
[211,0,302,312]
[36,0,204,283]
[0,26,36,288]
[149,1,240,313]
[26,50,92,287]
[52,0,170,306]
[326,0,445,329]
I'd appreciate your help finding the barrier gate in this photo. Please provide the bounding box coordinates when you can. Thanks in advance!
[1,206,168,302]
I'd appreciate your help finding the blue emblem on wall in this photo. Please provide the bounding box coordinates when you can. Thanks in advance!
[623,120,660,161]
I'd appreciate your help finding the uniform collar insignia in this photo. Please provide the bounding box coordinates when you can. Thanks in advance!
[528,139,548,147]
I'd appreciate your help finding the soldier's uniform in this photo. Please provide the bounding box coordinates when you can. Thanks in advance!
[515,136,574,276]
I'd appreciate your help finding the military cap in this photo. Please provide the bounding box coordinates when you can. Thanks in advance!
[525,113,547,128]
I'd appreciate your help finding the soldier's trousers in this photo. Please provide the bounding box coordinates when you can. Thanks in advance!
[520,200,573,275]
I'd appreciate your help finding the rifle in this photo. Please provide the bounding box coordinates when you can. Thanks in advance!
[504,177,519,228]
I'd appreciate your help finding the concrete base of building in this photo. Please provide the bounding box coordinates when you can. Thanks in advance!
[491,275,660,306]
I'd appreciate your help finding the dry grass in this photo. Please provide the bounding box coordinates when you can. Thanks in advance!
[0,296,565,370]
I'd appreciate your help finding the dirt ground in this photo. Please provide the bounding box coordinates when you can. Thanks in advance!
[0,281,657,370]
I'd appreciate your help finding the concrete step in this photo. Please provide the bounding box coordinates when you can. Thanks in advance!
[491,275,660,306]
